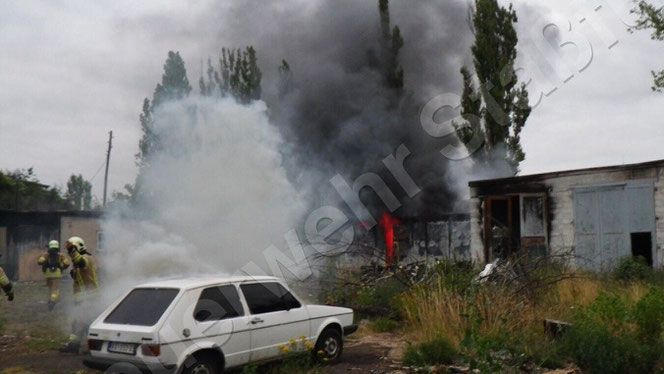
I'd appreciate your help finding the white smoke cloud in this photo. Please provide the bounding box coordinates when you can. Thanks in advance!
[100,97,308,300]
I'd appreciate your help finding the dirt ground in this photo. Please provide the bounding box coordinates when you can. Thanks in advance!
[0,282,405,374]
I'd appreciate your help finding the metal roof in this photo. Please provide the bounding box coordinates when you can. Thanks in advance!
[468,159,664,187]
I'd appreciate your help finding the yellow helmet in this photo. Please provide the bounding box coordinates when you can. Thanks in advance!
[48,240,59,250]
[65,236,86,253]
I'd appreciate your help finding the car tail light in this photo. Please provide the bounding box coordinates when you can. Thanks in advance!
[141,344,161,356]
[88,339,103,351]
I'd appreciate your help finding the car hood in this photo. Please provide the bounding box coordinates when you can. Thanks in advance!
[305,304,353,319]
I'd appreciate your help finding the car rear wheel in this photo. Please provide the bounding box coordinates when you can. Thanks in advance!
[315,328,343,363]
[184,353,220,374]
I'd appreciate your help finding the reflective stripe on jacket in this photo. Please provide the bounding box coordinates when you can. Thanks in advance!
[38,253,70,278]
[0,267,9,287]
[71,253,98,295]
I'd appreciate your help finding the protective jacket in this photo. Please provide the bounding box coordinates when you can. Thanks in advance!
[38,250,70,278]
[0,266,14,301]
[70,250,99,295]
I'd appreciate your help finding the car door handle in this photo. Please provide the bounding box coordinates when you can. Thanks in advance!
[250,317,264,325]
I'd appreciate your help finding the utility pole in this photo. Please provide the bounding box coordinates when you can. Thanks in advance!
[103,131,113,207]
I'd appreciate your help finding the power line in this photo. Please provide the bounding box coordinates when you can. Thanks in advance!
[89,159,107,183]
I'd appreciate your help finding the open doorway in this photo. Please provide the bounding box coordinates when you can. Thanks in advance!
[485,196,520,260]
[630,232,653,266]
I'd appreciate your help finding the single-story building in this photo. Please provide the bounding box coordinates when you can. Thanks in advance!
[468,159,664,270]
[0,210,103,281]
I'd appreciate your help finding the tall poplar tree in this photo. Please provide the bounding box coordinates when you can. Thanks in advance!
[379,0,404,91]
[200,47,262,104]
[456,0,531,173]
[133,51,192,205]
[136,51,192,170]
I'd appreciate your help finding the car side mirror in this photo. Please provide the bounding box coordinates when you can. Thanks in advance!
[194,310,211,321]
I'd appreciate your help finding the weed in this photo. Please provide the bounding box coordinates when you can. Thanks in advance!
[263,337,322,374]
[613,256,651,281]
[25,336,62,352]
[561,290,664,374]
[633,287,664,343]
[402,336,456,367]
[370,318,399,333]
[241,362,258,374]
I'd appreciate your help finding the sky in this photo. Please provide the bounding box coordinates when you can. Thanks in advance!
[0,0,663,202]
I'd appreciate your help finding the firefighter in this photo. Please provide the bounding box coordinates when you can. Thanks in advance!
[60,236,99,354]
[37,240,70,310]
[0,265,14,302]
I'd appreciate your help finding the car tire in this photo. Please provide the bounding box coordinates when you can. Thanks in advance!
[315,328,343,364]
[183,352,221,374]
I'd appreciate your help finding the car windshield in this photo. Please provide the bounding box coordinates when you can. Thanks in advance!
[104,288,179,326]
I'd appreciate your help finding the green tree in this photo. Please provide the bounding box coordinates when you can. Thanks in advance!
[206,47,262,104]
[137,98,154,169]
[152,51,192,107]
[456,0,531,173]
[631,1,664,92]
[199,58,217,96]
[132,51,192,206]
[136,51,192,170]
[0,169,68,210]
[456,66,484,146]
[66,174,92,210]
[379,0,404,91]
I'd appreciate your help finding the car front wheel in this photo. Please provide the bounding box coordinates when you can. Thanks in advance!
[315,328,343,363]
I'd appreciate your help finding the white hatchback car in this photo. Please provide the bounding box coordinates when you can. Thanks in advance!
[83,276,356,374]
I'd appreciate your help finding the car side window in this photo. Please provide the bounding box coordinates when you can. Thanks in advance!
[193,285,244,322]
[240,282,301,314]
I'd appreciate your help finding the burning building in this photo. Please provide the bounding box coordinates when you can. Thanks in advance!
[348,210,471,266]
[468,159,664,270]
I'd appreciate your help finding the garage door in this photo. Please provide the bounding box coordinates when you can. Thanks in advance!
[574,181,655,270]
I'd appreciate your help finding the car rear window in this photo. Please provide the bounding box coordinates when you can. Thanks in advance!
[104,288,179,326]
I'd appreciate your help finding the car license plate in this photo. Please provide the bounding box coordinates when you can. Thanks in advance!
[108,341,137,355]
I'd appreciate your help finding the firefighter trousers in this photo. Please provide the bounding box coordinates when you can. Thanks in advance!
[46,278,60,303]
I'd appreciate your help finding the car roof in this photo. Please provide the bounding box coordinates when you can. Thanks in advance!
[135,275,279,290]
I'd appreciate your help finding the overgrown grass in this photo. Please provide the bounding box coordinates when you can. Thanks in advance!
[560,288,664,373]
[403,336,456,367]
[370,317,400,333]
[398,257,664,372]
[24,335,62,352]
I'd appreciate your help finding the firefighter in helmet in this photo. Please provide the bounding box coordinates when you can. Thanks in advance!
[38,240,70,310]
[0,264,14,302]
[61,236,99,353]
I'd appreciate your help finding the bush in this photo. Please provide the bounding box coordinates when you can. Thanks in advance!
[633,287,664,343]
[356,278,406,319]
[403,336,457,367]
[561,292,664,374]
[613,256,651,281]
[431,260,475,293]
[370,318,399,333]
[372,278,407,310]
[562,317,633,374]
